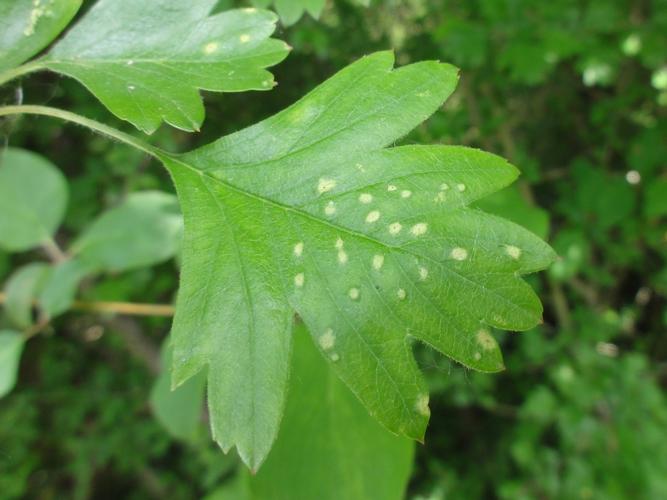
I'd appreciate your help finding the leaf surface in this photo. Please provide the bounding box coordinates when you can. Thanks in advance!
[41,1,290,133]
[3,263,51,329]
[0,330,25,398]
[252,0,326,25]
[0,148,68,252]
[71,191,183,272]
[161,51,556,470]
[0,0,81,73]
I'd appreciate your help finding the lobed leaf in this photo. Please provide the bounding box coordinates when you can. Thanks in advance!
[252,0,326,26]
[0,0,81,73]
[42,0,290,133]
[162,51,556,470]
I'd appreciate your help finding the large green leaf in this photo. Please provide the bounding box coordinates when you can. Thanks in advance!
[242,322,414,500]
[0,0,81,73]
[71,191,183,272]
[161,51,555,470]
[0,148,68,252]
[41,1,290,133]
[0,330,25,398]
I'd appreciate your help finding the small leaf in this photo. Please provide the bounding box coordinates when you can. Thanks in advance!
[37,258,89,317]
[150,338,206,442]
[42,1,290,133]
[162,51,556,470]
[274,0,326,25]
[0,0,81,73]
[243,322,414,498]
[0,148,68,252]
[3,263,51,329]
[71,191,183,273]
[0,330,25,398]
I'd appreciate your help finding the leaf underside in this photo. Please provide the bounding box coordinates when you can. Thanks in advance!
[160,51,555,470]
[43,0,290,133]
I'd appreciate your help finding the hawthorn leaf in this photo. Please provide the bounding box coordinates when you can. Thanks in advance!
[3,263,51,329]
[162,51,555,470]
[252,0,326,25]
[70,191,183,273]
[37,258,89,317]
[0,148,68,252]
[0,330,25,398]
[41,1,290,133]
[241,322,414,500]
[150,338,206,442]
[0,0,81,73]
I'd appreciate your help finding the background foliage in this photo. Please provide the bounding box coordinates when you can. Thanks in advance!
[1,0,666,498]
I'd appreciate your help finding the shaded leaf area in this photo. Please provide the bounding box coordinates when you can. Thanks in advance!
[42,0,290,133]
[0,0,81,73]
[0,148,68,252]
[164,51,555,470]
[209,322,414,500]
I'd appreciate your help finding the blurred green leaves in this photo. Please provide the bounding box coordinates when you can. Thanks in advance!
[0,330,24,398]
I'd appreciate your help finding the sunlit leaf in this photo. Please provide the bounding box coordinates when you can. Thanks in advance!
[161,51,555,470]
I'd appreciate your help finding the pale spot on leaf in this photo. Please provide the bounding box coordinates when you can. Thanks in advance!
[410,222,428,236]
[335,237,344,249]
[294,273,304,288]
[419,266,428,280]
[348,287,360,300]
[400,190,412,198]
[324,201,336,216]
[338,250,348,265]
[476,329,496,350]
[372,254,384,270]
[318,178,336,194]
[387,184,397,192]
[415,393,430,416]
[128,85,136,91]
[330,353,340,362]
[505,245,521,259]
[474,352,482,360]
[239,34,251,43]
[204,42,219,54]
[320,328,335,350]
[389,222,402,235]
[366,210,381,223]
[450,247,468,261]
[293,242,304,257]
[440,183,450,191]
[456,183,466,192]
[397,288,406,300]
[359,193,373,204]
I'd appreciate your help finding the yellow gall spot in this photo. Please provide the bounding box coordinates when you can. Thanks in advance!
[294,273,305,288]
[400,190,412,198]
[359,193,373,204]
[243,7,257,13]
[318,178,337,194]
[397,288,407,300]
[335,237,344,249]
[319,329,335,350]
[440,183,450,191]
[324,201,336,216]
[476,329,496,350]
[366,210,381,223]
[450,247,468,261]
[389,222,402,235]
[415,394,430,416]
[204,42,219,54]
[474,352,482,361]
[419,266,428,280]
[348,287,360,300]
[387,184,397,192]
[456,183,466,192]
[372,254,384,270]
[239,34,251,43]
[338,250,348,265]
[434,191,447,203]
[410,222,428,236]
[330,353,340,362]
[505,245,521,259]
[293,242,304,257]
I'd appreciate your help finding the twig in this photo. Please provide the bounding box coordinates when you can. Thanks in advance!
[0,292,174,317]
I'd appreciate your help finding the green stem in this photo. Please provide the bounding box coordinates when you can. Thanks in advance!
[0,105,159,158]
[0,61,45,87]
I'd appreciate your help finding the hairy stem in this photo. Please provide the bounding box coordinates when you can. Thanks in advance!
[0,105,159,157]
[0,61,44,88]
